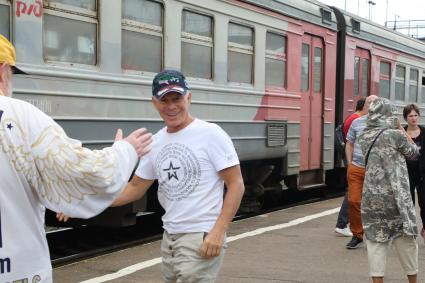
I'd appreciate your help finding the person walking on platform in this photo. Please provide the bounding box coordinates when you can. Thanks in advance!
[403,104,425,238]
[359,98,419,283]
[112,70,245,283]
[0,35,152,283]
[335,97,365,237]
[345,95,377,249]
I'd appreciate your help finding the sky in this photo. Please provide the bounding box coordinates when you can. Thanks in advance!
[318,0,425,38]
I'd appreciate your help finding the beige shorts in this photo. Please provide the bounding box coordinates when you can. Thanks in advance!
[161,231,226,283]
[365,235,418,277]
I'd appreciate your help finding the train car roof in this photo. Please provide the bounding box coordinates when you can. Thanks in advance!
[237,0,337,31]
[332,6,425,59]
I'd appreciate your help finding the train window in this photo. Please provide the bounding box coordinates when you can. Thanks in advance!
[351,19,360,34]
[228,23,253,84]
[45,0,96,11]
[379,62,390,99]
[422,75,425,103]
[122,0,163,72]
[362,59,369,97]
[43,0,97,65]
[409,69,419,102]
[265,32,286,87]
[395,65,406,101]
[354,57,360,96]
[301,43,310,91]
[181,10,213,79]
[320,8,332,25]
[314,47,322,92]
[0,0,10,39]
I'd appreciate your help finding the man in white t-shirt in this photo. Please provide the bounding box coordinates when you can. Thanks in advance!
[0,35,152,283]
[112,70,245,282]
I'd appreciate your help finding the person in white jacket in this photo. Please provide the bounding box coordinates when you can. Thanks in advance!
[0,35,152,283]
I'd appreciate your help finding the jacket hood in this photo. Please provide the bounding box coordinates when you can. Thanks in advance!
[366,97,398,129]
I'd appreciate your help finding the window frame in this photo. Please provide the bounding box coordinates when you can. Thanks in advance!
[181,9,214,80]
[409,68,419,102]
[0,0,12,40]
[227,21,254,84]
[42,0,98,66]
[265,31,287,88]
[43,1,97,17]
[301,43,310,92]
[121,0,164,73]
[421,72,425,104]
[361,58,370,97]
[379,61,391,99]
[353,56,360,96]
[395,64,406,101]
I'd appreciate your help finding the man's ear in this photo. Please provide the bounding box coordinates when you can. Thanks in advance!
[0,65,5,83]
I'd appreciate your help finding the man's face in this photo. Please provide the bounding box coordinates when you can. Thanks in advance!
[152,92,192,133]
[0,64,12,97]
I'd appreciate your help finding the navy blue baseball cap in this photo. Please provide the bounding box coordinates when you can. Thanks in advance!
[152,70,190,100]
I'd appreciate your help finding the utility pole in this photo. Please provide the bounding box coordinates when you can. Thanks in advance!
[357,0,360,15]
[368,1,376,21]
[385,0,389,27]
[393,14,399,30]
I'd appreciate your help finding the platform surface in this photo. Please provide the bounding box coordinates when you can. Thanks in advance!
[53,197,425,283]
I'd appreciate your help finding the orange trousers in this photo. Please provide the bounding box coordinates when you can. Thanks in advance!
[347,164,365,239]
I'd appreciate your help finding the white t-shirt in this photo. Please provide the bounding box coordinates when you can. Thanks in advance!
[135,119,239,234]
[0,95,138,283]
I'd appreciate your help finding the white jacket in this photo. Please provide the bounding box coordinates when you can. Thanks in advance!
[0,95,138,282]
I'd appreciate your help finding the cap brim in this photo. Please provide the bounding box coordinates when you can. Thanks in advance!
[155,87,187,100]
[12,66,27,75]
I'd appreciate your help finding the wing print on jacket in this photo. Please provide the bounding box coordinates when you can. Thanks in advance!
[1,118,117,205]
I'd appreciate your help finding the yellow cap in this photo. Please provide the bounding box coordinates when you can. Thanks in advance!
[0,35,26,74]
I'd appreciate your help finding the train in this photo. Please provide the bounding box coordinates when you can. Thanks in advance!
[2,0,425,226]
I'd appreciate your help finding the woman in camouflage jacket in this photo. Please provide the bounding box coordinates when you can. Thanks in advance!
[358,97,420,283]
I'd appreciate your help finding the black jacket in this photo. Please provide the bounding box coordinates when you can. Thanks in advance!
[404,124,425,176]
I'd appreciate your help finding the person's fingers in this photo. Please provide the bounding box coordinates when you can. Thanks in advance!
[131,132,153,157]
[115,128,123,141]
[199,242,208,257]
[56,213,69,222]
[129,128,147,138]
[205,244,214,258]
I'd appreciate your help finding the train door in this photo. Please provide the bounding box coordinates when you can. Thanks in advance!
[300,35,323,171]
[346,48,371,116]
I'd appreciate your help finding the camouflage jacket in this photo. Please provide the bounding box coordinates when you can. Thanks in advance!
[358,98,419,242]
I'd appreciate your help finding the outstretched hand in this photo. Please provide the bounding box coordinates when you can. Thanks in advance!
[116,128,153,158]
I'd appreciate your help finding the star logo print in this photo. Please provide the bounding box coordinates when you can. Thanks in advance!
[163,161,180,181]
[6,123,13,130]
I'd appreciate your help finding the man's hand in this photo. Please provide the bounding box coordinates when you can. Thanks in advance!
[115,128,153,157]
[199,228,225,258]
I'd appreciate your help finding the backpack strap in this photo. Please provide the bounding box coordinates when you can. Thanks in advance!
[364,128,387,167]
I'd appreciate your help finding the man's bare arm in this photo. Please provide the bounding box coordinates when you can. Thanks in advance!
[111,175,154,207]
[200,165,245,258]
[345,141,354,165]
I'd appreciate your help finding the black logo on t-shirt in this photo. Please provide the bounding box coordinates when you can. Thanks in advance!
[155,143,201,201]
[163,161,180,180]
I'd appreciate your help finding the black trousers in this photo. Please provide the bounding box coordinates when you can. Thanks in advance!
[407,168,425,228]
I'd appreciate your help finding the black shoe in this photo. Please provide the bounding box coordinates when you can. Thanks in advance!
[346,236,363,249]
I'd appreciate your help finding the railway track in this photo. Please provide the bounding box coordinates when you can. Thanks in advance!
[49,185,344,267]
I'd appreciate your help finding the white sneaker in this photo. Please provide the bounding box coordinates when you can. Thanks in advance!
[335,227,353,237]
